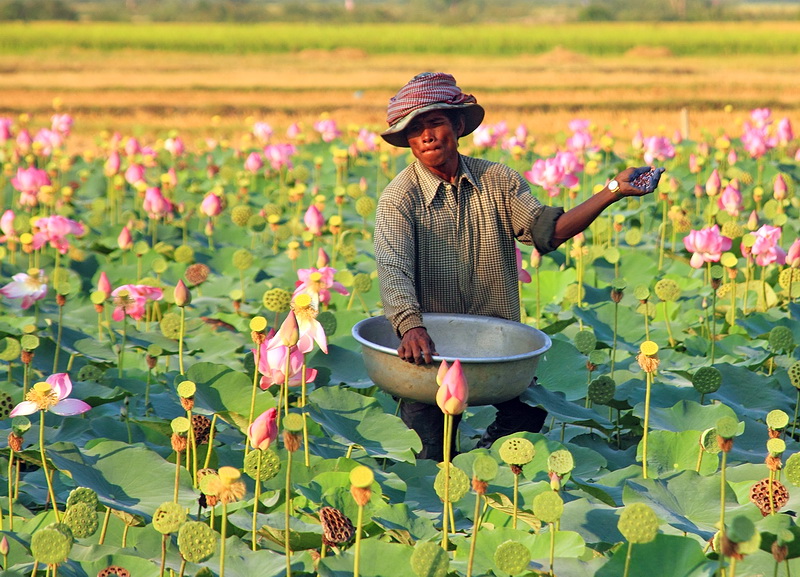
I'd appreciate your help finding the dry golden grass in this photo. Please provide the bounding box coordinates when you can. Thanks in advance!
[2,48,800,149]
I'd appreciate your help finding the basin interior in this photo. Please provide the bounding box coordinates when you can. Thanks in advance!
[356,314,548,361]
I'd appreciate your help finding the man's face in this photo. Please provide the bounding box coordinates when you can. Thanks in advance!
[405,110,464,174]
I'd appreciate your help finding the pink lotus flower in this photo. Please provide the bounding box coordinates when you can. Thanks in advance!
[642,136,676,164]
[31,215,85,255]
[751,224,786,267]
[0,209,16,241]
[313,118,341,142]
[143,187,173,219]
[105,150,121,176]
[248,408,278,450]
[256,337,317,389]
[291,294,328,354]
[264,143,296,171]
[16,129,32,153]
[270,310,300,348]
[717,180,743,216]
[12,166,50,207]
[683,225,732,268]
[316,248,330,268]
[124,163,145,186]
[117,226,133,250]
[10,372,90,417]
[777,118,794,145]
[774,174,788,201]
[436,359,468,415]
[253,122,273,143]
[294,267,349,306]
[727,148,738,166]
[787,238,800,268]
[199,192,224,218]
[111,284,164,321]
[35,128,63,155]
[502,124,529,151]
[0,268,47,309]
[304,205,325,236]
[0,117,12,143]
[286,122,302,140]
[705,168,721,197]
[631,130,644,150]
[355,128,380,153]
[524,155,579,197]
[750,108,772,129]
[516,247,531,283]
[472,122,507,148]
[244,152,264,174]
[97,272,112,299]
[689,154,701,174]
[124,137,141,157]
[164,136,185,157]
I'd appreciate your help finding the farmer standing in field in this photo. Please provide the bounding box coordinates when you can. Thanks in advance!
[374,72,664,460]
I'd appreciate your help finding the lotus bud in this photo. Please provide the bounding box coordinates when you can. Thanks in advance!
[174,279,191,307]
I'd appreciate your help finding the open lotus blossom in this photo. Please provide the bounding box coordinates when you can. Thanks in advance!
[290,293,328,354]
[10,372,90,417]
[436,359,468,416]
[111,284,164,321]
[257,337,318,389]
[683,225,732,268]
[264,143,296,171]
[0,117,12,143]
[248,408,278,450]
[642,135,676,164]
[566,119,594,153]
[516,246,531,283]
[751,224,786,267]
[313,117,341,142]
[777,117,794,145]
[294,266,349,306]
[34,128,63,155]
[0,209,16,241]
[163,136,185,156]
[31,215,85,254]
[472,121,507,148]
[524,154,579,197]
[143,186,173,219]
[502,123,529,151]
[124,163,145,186]
[253,121,273,143]
[11,166,50,207]
[0,268,48,309]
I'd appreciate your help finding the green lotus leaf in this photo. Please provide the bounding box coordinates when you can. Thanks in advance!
[595,534,714,577]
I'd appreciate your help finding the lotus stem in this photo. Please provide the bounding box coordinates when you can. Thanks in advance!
[466,492,482,577]
[281,352,291,417]
[549,522,556,577]
[188,410,197,487]
[99,507,111,545]
[512,471,520,529]
[285,447,293,577]
[354,501,365,577]
[793,390,800,439]
[174,449,181,503]
[178,306,186,375]
[38,411,60,522]
[662,301,675,348]
[122,523,130,547]
[658,199,667,271]
[623,542,633,577]
[53,298,64,373]
[441,413,453,550]
[535,267,541,328]
[711,286,717,364]
[301,365,310,468]
[221,501,228,577]
[252,450,262,551]
[642,372,653,479]
[118,314,127,378]
[203,414,218,470]
[7,447,13,531]
[720,450,728,576]
[611,300,619,377]
[178,559,186,577]
[160,533,167,577]
[246,345,262,458]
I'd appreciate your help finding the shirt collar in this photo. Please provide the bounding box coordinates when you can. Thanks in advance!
[413,155,480,206]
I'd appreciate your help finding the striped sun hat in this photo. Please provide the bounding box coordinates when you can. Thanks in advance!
[381,72,485,148]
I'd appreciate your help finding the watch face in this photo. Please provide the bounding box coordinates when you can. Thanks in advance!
[609,179,620,192]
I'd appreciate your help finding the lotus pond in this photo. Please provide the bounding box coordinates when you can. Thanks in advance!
[0,111,800,577]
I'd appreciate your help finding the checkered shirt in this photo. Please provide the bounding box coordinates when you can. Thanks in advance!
[375,155,564,337]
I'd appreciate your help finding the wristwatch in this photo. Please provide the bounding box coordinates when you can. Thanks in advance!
[608,179,621,197]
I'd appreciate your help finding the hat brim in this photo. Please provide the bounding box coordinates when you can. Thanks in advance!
[380,102,485,148]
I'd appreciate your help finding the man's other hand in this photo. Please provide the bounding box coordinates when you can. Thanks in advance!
[398,327,437,365]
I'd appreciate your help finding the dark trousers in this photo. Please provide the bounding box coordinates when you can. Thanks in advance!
[400,386,548,461]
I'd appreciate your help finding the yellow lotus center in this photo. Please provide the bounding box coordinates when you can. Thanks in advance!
[308,272,324,292]
[217,466,241,485]
[640,341,659,356]
[26,381,58,411]
[292,294,317,323]
[23,273,44,291]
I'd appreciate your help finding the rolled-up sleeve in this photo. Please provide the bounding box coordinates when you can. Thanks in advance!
[506,170,564,255]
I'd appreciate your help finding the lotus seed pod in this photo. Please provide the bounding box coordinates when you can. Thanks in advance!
[691,366,722,394]
[750,478,789,516]
[618,503,659,544]
[727,515,755,544]
[769,326,794,353]
[779,268,800,291]
[548,449,574,476]
[184,263,210,286]
[20,334,40,351]
[588,375,616,405]
[65,487,98,509]
[785,453,800,486]
[573,330,596,355]
[472,454,499,482]
[283,412,304,433]
[725,165,753,185]
[410,540,449,577]
[654,278,681,302]
[721,221,745,241]
[700,428,722,454]
[174,244,194,264]
[633,285,650,301]
[30,523,73,565]
[63,501,99,538]
[171,416,191,435]
[177,520,217,563]
[533,491,564,524]
[152,501,187,534]
[97,566,131,577]
[611,278,627,291]
[319,506,355,546]
[350,465,374,489]
[0,392,13,419]
[159,312,182,339]
[243,448,281,482]
[231,205,253,227]
[499,437,535,465]
[262,203,281,218]
[262,287,293,312]
[353,272,372,294]
[640,340,659,357]
[779,529,795,544]
[248,214,266,232]
[0,337,21,361]
[232,248,254,271]
[77,364,104,382]
[709,265,724,280]
[11,416,31,436]
[338,242,358,262]
[493,540,531,575]
[355,196,376,218]
[715,416,739,439]
[789,361,800,389]
[433,465,470,503]
[588,350,606,367]
[317,310,337,336]
[336,269,354,287]
[177,380,196,399]
[767,438,786,455]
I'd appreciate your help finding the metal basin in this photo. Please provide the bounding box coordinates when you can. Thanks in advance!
[352,313,552,406]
